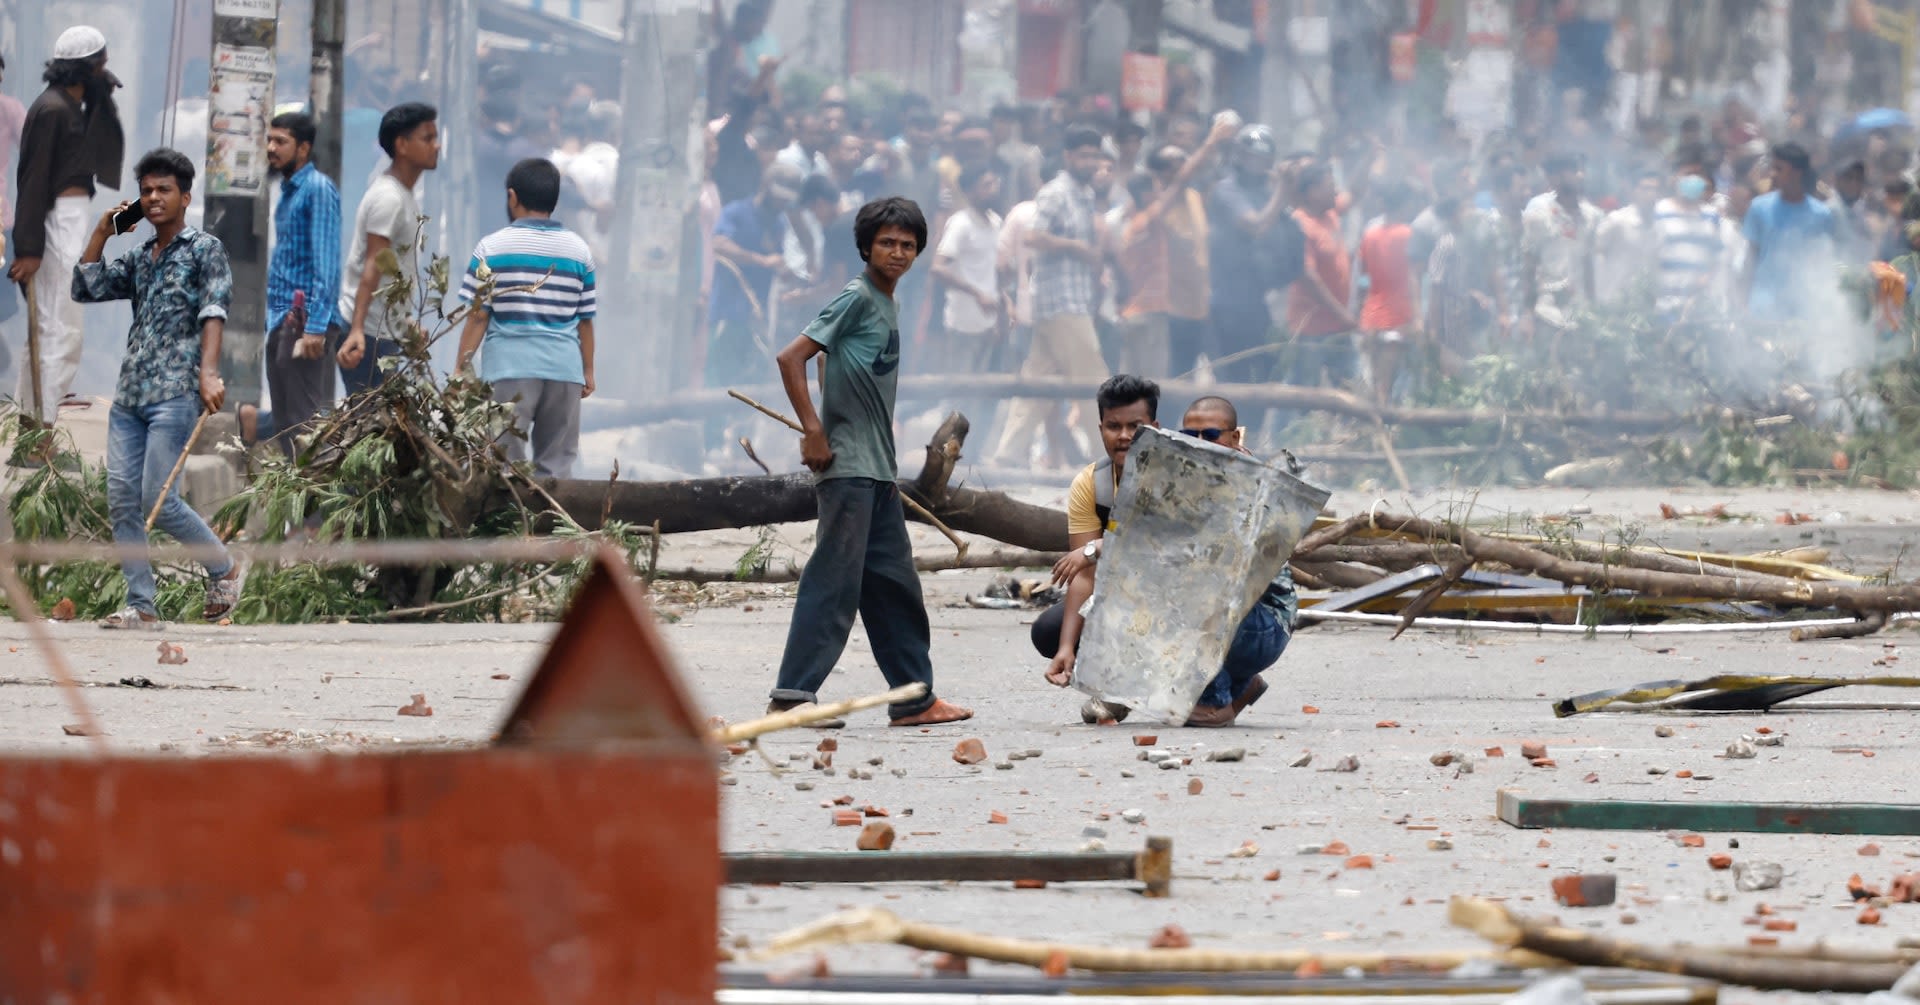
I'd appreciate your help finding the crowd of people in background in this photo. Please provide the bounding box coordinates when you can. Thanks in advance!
[693,2,1920,469]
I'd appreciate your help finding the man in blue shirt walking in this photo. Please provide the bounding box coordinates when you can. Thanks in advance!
[261,111,342,453]
[455,158,596,479]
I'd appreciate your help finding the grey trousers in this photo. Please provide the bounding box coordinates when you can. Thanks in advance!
[492,377,582,479]
[770,478,938,719]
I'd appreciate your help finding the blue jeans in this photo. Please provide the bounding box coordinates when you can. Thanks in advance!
[1198,603,1290,707]
[1030,600,1290,707]
[107,395,233,616]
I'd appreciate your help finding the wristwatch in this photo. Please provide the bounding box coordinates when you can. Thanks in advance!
[1082,540,1101,561]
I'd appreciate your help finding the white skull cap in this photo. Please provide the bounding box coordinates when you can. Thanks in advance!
[54,25,107,60]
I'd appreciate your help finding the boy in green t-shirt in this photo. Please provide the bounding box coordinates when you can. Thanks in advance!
[766,197,974,727]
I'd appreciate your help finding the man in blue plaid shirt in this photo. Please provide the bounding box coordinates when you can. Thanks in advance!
[260,111,342,452]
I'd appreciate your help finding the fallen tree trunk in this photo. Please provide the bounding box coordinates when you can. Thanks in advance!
[653,548,1061,584]
[587,376,1684,433]
[545,474,1070,552]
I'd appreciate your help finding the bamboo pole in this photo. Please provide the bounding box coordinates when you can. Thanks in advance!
[713,682,927,743]
[752,907,1559,973]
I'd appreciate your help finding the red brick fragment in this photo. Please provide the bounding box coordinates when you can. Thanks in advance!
[1707,853,1732,870]
[1748,936,1779,947]
[1375,720,1400,729]
[1013,878,1047,889]
[1343,855,1375,870]
[833,795,855,806]
[988,810,1008,824]
[1484,746,1505,757]
[1133,735,1158,746]
[1859,907,1884,925]
[952,738,987,765]
[1301,705,1320,714]
[397,693,433,717]
[1679,834,1705,848]
[832,809,862,826]
[931,953,969,976]
[1530,758,1557,768]
[817,738,838,752]
[1322,840,1351,856]
[1859,842,1882,857]
[862,805,888,818]
[1675,770,1694,778]
[48,598,76,622]
[1520,740,1548,760]
[856,822,895,850]
[1264,869,1281,881]
[1763,919,1797,932]
[1551,874,1617,907]
[1148,924,1192,949]
[1188,778,1204,795]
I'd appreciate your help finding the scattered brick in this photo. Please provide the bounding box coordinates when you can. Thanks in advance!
[1680,834,1706,848]
[1675,770,1694,779]
[1149,924,1192,949]
[396,693,433,717]
[1301,705,1320,714]
[1133,735,1158,746]
[1708,853,1732,870]
[1520,740,1548,760]
[1375,720,1401,729]
[1188,778,1204,795]
[1530,758,1557,769]
[48,598,76,621]
[856,822,895,850]
[862,805,888,818]
[1748,936,1780,947]
[1551,874,1617,908]
[1013,878,1048,889]
[817,738,838,753]
[952,738,987,765]
[1859,842,1882,857]
[1322,841,1351,856]
[832,795,855,806]
[1264,869,1281,881]
[988,810,1008,824]
[1484,746,1505,758]
[1763,919,1797,932]
[1344,855,1375,870]
[1859,907,1883,926]
[832,809,862,826]
[931,953,969,976]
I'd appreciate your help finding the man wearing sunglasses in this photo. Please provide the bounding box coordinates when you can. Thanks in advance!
[1034,381,1294,726]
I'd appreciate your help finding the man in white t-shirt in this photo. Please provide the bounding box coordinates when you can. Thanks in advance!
[564,101,620,264]
[336,102,438,397]
[930,165,1003,376]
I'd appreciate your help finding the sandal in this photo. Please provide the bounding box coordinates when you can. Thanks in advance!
[204,567,244,621]
[889,698,974,727]
[100,606,164,630]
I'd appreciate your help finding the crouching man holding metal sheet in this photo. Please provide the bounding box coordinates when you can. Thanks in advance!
[1033,376,1329,726]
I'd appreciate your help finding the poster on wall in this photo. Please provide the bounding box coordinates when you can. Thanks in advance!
[206,43,274,196]
[213,0,276,17]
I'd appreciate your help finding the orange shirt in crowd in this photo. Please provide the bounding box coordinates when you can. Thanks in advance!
[1287,207,1352,336]
[1359,222,1416,331]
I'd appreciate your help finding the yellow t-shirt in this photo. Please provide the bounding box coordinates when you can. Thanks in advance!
[1066,462,1117,536]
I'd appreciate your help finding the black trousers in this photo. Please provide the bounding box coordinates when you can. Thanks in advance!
[770,478,938,719]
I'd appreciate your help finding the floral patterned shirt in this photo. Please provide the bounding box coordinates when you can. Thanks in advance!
[72,227,232,408]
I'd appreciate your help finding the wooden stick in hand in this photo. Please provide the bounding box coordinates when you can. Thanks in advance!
[727,389,969,558]
[147,410,212,532]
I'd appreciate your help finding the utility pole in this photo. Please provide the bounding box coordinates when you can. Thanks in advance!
[204,0,281,409]
[310,0,346,182]
[611,0,703,398]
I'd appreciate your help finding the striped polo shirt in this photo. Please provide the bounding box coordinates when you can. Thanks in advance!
[458,217,597,384]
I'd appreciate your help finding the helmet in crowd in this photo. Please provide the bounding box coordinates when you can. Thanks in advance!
[1233,124,1277,173]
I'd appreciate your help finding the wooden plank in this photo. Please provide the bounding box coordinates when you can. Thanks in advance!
[1498,788,1920,834]
[726,837,1171,895]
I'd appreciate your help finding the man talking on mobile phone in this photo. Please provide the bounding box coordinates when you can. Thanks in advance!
[71,148,241,629]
